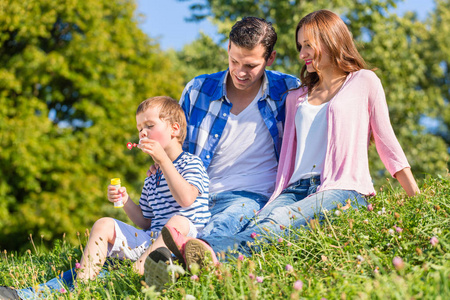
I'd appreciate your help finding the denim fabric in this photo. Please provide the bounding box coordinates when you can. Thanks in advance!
[16,269,109,299]
[198,191,269,238]
[203,177,367,257]
[17,268,77,299]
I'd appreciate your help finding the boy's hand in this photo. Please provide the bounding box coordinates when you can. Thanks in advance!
[107,185,129,206]
[138,139,170,166]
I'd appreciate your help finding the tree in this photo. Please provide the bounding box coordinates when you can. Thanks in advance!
[172,32,228,84]
[0,0,185,250]
[178,0,450,185]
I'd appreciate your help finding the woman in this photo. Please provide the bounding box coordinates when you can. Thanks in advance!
[161,9,420,268]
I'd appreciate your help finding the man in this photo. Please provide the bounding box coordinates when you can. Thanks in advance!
[180,17,300,238]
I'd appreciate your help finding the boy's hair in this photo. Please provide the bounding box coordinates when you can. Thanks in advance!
[136,96,187,144]
[229,16,277,61]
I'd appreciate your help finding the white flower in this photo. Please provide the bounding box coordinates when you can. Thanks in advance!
[185,295,196,300]
[167,264,186,275]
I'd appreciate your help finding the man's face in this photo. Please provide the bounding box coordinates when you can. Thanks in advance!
[227,42,275,92]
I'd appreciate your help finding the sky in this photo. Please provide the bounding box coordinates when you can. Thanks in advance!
[136,0,436,50]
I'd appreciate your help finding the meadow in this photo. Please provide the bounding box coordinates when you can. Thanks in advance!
[1,175,449,299]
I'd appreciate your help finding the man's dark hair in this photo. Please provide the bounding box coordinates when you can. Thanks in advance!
[229,17,277,61]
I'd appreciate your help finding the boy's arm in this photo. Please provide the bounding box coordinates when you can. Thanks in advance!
[108,184,152,229]
[122,193,152,229]
[159,157,199,208]
[139,139,199,208]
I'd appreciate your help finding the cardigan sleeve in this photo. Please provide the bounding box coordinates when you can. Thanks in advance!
[367,72,410,177]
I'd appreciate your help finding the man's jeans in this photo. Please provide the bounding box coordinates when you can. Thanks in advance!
[203,176,367,256]
[199,191,269,238]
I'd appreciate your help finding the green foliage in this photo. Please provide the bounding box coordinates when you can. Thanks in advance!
[0,0,185,250]
[177,0,450,186]
[0,175,448,299]
[171,32,228,84]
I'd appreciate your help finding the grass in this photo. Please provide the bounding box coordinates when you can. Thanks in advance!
[1,175,449,299]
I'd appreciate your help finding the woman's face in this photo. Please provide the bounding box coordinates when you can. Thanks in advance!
[297,27,332,73]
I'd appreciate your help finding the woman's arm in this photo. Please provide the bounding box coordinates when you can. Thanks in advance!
[394,167,420,197]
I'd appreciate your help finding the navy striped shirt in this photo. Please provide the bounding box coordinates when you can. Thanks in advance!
[139,152,210,233]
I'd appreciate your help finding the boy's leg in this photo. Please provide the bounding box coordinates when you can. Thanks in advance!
[77,217,117,282]
[143,215,192,291]
[199,191,268,238]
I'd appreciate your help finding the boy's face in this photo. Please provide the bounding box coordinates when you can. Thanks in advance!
[136,106,173,149]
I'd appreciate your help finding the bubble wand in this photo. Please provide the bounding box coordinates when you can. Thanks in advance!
[126,138,148,150]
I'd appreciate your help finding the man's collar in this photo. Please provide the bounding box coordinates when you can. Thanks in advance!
[215,69,269,103]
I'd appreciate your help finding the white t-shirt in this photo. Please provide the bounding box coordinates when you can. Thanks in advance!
[207,85,278,197]
[288,97,328,185]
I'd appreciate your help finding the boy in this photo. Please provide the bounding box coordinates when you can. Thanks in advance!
[1,96,210,299]
[82,96,210,283]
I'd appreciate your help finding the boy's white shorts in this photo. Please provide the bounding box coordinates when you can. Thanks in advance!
[107,219,199,261]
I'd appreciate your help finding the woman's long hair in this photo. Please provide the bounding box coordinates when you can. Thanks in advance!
[296,10,367,93]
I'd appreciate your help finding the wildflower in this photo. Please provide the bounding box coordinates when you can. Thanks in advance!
[395,226,403,233]
[293,280,303,291]
[356,255,364,262]
[75,263,81,269]
[168,264,186,275]
[287,242,292,247]
[60,288,67,293]
[190,275,199,281]
[249,273,255,280]
[285,264,293,272]
[238,254,244,261]
[374,267,379,274]
[185,295,196,300]
[367,204,373,211]
[382,207,386,213]
[363,219,369,224]
[250,232,257,239]
[256,276,263,283]
[278,237,283,243]
[430,236,439,247]
[335,210,341,216]
[392,256,404,270]
[388,229,395,235]
[280,225,286,230]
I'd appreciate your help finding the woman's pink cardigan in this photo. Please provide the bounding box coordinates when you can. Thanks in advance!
[265,69,410,206]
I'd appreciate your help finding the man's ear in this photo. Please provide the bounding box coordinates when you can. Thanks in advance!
[171,122,181,138]
[266,50,276,67]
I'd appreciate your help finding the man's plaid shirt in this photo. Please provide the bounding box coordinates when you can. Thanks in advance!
[180,69,300,169]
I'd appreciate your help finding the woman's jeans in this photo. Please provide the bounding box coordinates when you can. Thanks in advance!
[202,176,367,257]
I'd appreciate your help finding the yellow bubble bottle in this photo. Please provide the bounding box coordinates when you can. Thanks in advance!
[111,178,124,208]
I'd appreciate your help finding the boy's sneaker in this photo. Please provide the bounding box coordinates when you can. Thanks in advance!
[161,226,192,266]
[0,286,20,300]
[184,239,219,270]
[144,247,175,292]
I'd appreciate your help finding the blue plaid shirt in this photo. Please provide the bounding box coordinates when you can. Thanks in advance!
[180,69,300,169]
